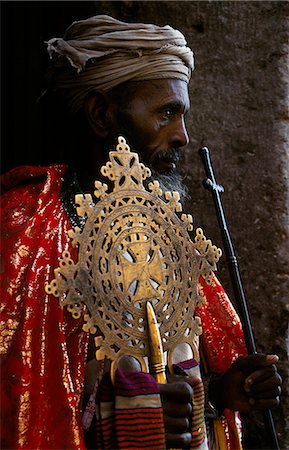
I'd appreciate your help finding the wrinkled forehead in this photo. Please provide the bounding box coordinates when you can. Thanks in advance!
[124,79,190,111]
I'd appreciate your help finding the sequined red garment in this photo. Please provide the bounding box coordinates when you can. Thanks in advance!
[1,165,88,449]
[196,276,247,449]
[197,276,247,375]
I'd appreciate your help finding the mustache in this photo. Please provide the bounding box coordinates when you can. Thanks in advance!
[148,148,181,166]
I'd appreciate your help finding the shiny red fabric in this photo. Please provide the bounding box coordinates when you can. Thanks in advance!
[196,276,247,375]
[1,165,88,449]
[196,276,247,449]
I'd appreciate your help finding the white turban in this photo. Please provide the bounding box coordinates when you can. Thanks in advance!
[45,15,194,113]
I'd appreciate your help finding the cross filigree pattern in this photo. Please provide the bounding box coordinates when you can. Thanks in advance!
[46,136,222,367]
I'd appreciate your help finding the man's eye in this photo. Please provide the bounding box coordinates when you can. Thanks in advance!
[163,109,172,119]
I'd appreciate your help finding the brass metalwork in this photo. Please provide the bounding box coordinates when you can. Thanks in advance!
[146,301,166,384]
[46,136,222,376]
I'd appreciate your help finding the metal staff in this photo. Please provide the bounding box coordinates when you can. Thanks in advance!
[199,146,279,450]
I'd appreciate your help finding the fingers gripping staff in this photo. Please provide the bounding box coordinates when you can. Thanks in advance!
[46,136,221,383]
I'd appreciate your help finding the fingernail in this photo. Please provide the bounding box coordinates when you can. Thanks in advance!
[266,355,279,362]
[244,377,253,391]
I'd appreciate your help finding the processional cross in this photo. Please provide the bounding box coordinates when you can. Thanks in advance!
[46,136,221,381]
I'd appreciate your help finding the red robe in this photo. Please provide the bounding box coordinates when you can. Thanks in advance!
[1,165,246,449]
[1,165,88,449]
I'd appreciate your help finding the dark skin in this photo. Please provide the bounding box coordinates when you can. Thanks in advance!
[79,79,281,448]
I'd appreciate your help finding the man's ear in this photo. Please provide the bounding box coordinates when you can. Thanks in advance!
[84,91,112,138]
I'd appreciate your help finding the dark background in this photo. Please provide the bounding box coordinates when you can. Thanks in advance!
[1,1,100,172]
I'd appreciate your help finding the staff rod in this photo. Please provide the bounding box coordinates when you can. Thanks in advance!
[198,146,279,450]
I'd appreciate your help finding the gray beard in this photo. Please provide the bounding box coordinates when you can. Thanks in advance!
[150,169,189,202]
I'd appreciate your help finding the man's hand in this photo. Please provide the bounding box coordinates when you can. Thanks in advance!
[209,354,282,414]
[159,375,199,449]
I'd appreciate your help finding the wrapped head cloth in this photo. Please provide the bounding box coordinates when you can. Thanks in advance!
[46,15,194,113]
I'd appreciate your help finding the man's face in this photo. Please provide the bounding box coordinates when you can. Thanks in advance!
[110,79,190,195]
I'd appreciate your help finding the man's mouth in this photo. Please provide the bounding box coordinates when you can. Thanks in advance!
[156,160,177,172]
[149,149,180,174]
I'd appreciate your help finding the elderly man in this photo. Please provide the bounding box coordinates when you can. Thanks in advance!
[1,15,281,450]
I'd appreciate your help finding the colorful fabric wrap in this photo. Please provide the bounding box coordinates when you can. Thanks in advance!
[0,165,247,449]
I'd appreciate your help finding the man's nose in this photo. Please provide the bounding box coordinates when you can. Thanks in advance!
[171,116,189,148]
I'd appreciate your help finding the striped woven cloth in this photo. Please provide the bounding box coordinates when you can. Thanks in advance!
[86,359,207,450]
[93,370,166,449]
[174,359,206,448]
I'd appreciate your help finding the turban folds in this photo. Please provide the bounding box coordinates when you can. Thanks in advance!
[45,15,194,113]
